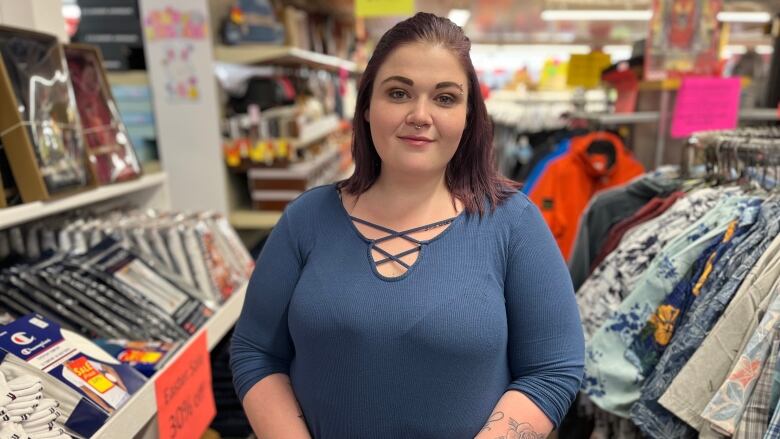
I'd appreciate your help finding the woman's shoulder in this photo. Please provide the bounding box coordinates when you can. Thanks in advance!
[279,183,340,227]
[286,183,338,211]
[488,188,534,221]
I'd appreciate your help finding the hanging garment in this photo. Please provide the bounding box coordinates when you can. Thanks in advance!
[521,138,570,195]
[577,187,722,339]
[581,194,747,417]
[733,334,780,439]
[631,199,780,438]
[569,175,681,290]
[658,229,780,432]
[591,192,685,272]
[628,219,745,376]
[701,277,780,435]
[528,132,645,260]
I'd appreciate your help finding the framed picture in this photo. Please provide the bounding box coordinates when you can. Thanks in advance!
[65,43,142,185]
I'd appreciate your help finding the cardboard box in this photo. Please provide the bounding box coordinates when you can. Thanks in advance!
[0,25,93,202]
[64,43,142,185]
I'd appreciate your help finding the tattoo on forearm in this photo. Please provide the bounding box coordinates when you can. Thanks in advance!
[492,417,546,439]
[480,411,505,432]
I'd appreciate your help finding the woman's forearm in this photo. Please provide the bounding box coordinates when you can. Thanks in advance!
[241,373,312,439]
[474,391,553,439]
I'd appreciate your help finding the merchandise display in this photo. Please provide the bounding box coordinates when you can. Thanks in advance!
[527,130,646,260]
[0,314,148,437]
[0,26,90,203]
[565,127,780,439]
[64,44,142,185]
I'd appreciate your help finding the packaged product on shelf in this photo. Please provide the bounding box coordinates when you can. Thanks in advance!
[63,44,142,185]
[0,26,91,203]
[79,239,214,336]
[220,0,285,45]
[93,339,179,378]
[0,314,149,438]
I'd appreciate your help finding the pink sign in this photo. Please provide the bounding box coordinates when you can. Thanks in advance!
[671,77,741,138]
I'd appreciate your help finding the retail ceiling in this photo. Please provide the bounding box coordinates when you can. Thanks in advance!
[316,0,779,45]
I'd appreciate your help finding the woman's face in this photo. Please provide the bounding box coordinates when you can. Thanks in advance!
[367,42,468,178]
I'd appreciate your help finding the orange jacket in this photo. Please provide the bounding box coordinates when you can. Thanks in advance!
[528,131,645,260]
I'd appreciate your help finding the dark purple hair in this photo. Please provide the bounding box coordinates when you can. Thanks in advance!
[338,12,519,216]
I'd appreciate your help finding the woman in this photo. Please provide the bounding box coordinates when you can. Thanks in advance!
[230,12,584,439]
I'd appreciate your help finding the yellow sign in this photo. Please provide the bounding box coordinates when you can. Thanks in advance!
[355,0,414,17]
[567,52,611,89]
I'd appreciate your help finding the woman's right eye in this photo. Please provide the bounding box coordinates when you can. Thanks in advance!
[388,89,409,100]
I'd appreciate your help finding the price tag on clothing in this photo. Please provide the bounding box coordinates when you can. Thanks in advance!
[355,0,414,17]
[155,332,215,439]
[671,77,741,138]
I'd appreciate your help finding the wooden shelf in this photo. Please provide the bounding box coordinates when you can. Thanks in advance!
[91,284,247,439]
[0,173,167,230]
[214,44,360,74]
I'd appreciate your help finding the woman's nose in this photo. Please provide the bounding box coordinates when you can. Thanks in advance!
[405,98,433,128]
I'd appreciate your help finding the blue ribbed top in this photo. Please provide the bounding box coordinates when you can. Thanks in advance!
[230,184,584,439]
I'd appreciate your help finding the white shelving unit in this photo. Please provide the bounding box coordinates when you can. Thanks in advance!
[0,173,168,229]
[214,44,360,73]
[92,285,248,439]
[293,114,341,149]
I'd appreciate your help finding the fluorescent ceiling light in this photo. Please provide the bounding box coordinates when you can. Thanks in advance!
[716,11,772,23]
[448,9,471,27]
[541,10,652,21]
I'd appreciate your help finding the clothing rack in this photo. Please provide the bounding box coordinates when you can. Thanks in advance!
[682,126,780,178]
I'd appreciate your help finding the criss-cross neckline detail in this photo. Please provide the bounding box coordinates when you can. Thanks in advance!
[335,185,464,280]
[349,215,458,269]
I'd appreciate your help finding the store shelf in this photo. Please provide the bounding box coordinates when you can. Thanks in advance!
[293,114,341,149]
[568,111,661,125]
[739,109,780,121]
[106,71,149,86]
[92,283,247,439]
[214,44,360,74]
[639,77,751,91]
[569,109,780,126]
[0,173,167,230]
[229,209,283,229]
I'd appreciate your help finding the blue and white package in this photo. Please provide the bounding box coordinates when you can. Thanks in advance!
[0,314,148,437]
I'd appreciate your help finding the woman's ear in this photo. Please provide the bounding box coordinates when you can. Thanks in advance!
[363,108,370,123]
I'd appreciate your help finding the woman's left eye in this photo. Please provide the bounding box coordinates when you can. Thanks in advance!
[436,94,456,105]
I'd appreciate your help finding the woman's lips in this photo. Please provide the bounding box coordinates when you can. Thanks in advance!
[397,136,433,146]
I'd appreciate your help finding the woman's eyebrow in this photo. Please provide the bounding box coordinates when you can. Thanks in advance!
[435,81,463,91]
[380,75,413,86]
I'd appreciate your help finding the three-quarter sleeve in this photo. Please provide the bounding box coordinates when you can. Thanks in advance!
[504,201,585,427]
[230,211,303,402]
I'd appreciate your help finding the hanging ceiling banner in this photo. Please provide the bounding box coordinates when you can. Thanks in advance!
[355,0,415,17]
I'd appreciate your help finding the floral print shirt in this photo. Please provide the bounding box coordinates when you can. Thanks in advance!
[581,194,745,417]
[577,187,723,340]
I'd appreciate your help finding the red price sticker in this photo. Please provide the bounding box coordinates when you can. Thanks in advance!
[155,332,215,439]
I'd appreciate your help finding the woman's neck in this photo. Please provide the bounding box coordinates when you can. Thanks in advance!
[357,169,460,224]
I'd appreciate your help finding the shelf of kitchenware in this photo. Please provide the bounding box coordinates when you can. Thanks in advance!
[214,44,361,74]
[568,108,780,126]
[91,282,248,439]
[0,172,168,230]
